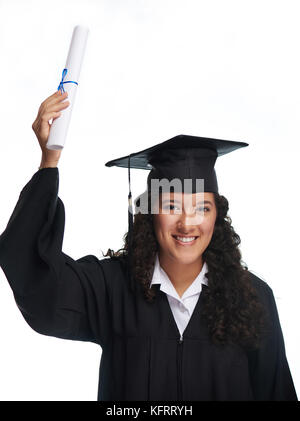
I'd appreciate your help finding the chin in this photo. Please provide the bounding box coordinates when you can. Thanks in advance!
[169,250,203,265]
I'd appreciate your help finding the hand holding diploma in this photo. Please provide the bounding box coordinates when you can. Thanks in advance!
[32,91,70,168]
[32,25,89,168]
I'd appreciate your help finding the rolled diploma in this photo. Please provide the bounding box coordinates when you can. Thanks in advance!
[47,25,89,150]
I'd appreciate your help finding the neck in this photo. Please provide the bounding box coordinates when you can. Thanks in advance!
[158,252,204,296]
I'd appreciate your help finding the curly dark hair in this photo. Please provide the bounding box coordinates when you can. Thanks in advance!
[104,192,265,349]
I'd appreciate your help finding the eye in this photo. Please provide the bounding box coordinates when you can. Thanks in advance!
[196,206,210,213]
[163,204,181,212]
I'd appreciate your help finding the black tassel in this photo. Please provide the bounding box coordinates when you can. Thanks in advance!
[127,155,136,293]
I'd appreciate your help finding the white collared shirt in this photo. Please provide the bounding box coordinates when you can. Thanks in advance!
[150,254,208,339]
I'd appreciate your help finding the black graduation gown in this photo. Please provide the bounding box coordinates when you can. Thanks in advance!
[0,168,297,401]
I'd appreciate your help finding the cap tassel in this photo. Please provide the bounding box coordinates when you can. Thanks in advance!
[127,155,135,292]
[128,156,133,233]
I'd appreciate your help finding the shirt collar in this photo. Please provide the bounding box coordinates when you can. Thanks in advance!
[150,253,209,300]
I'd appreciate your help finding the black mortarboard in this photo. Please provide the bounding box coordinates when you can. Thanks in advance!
[105,134,248,288]
[106,133,248,200]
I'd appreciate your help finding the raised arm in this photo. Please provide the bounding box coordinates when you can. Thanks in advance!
[0,93,112,348]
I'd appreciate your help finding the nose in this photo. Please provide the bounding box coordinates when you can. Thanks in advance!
[177,208,204,228]
[177,216,197,232]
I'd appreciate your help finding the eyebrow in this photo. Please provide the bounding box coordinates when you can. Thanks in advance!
[162,199,214,206]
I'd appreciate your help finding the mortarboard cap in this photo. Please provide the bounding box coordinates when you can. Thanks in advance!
[105,133,249,195]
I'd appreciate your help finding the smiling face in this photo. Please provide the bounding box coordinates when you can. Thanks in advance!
[153,191,217,266]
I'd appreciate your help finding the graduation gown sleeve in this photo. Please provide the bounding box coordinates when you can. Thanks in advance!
[248,275,298,401]
[0,168,111,348]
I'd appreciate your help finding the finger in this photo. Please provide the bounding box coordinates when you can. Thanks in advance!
[47,92,69,108]
[40,111,62,123]
[52,113,62,122]
[54,90,69,101]
[46,100,70,113]
[39,98,69,118]
[51,90,63,98]
[41,91,68,108]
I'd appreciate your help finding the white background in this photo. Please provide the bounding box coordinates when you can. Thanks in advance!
[0,0,299,400]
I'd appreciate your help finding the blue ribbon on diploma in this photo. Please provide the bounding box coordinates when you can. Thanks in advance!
[57,68,78,93]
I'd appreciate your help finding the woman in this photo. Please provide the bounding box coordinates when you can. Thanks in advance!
[0,91,297,401]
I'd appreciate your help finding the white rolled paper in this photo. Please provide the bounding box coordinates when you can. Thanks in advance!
[47,25,89,150]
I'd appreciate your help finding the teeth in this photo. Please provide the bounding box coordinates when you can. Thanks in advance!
[176,236,196,243]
